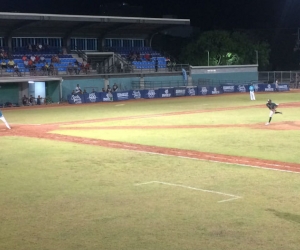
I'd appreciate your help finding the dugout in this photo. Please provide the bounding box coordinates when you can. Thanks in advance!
[0,77,62,106]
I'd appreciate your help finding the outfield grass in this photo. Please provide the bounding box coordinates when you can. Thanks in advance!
[1,91,300,250]
[1,137,300,250]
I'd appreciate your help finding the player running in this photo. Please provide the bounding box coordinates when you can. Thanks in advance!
[0,109,11,129]
[265,99,282,125]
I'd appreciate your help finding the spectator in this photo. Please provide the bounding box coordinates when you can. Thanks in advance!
[62,47,67,55]
[2,50,8,60]
[145,53,150,61]
[82,60,90,74]
[39,55,46,63]
[75,84,82,94]
[23,59,29,69]
[0,50,4,60]
[167,61,172,71]
[35,55,40,63]
[27,44,32,52]
[155,58,158,72]
[36,95,42,105]
[120,61,124,72]
[14,65,21,76]
[29,61,37,75]
[67,63,74,75]
[83,89,87,94]
[275,79,279,92]
[30,55,36,63]
[106,84,112,93]
[91,88,96,93]
[28,59,33,68]
[22,95,29,105]
[113,83,118,92]
[73,62,80,75]
[172,60,177,71]
[36,43,42,51]
[51,55,60,63]
[7,59,15,69]
[102,87,106,92]
[42,62,49,75]
[49,63,55,75]
[29,95,35,105]
[22,55,28,61]
[1,60,7,69]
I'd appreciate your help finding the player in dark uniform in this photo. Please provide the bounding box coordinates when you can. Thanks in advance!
[265,99,282,125]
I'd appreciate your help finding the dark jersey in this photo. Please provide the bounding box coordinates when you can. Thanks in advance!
[266,102,277,110]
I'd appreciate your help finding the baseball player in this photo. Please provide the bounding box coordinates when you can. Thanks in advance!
[249,84,255,100]
[265,99,282,125]
[0,109,11,129]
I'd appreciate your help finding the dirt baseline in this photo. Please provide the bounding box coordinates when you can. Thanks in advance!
[1,101,300,173]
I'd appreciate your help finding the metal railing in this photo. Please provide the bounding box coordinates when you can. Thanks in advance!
[258,71,300,88]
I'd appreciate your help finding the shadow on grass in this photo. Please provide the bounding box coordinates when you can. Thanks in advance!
[266,208,300,224]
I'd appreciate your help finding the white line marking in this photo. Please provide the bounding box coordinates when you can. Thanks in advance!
[135,181,241,203]
[115,104,125,106]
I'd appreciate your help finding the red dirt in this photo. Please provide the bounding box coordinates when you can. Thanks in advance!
[1,100,300,173]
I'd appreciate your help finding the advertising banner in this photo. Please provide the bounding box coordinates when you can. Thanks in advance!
[236,85,248,93]
[278,84,290,91]
[113,91,131,101]
[142,89,158,99]
[131,90,142,99]
[67,94,84,104]
[174,87,186,97]
[100,92,113,102]
[198,86,210,95]
[221,85,235,93]
[186,87,197,96]
[263,83,275,92]
[158,88,174,98]
[83,92,101,103]
[210,86,222,95]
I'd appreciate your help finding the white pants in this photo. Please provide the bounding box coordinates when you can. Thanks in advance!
[250,91,255,100]
[269,110,274,117]
[0,115,11,129]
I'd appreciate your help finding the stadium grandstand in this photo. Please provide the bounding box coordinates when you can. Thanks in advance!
[0,12,190,76]
[0,12,261,107]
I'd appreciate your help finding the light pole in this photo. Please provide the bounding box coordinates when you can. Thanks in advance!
[206,50,210,66]
[255,50,258,65]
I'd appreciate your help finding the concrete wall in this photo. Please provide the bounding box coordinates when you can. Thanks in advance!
[0,83,19,104]
[190,65,258,83]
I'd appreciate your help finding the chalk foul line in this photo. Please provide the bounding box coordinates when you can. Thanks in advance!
[135,181,242,203]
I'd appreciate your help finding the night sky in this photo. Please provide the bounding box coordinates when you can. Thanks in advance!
[2,0,286,29]
[3,0,300,69]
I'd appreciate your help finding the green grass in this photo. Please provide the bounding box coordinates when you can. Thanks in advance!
[1,137,300,250]
[3,91,298,125]
[1,91,300,250]
[51,127,300,164]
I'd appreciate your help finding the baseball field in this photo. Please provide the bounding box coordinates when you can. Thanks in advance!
[1,90,300,250]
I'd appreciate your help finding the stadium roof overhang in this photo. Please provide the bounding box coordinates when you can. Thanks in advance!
[0,12,190,38]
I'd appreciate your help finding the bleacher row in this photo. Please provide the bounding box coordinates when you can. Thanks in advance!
[1,46,168,73]
[132,57,167,69]
[107,46,166,69]
[2,56,78,73]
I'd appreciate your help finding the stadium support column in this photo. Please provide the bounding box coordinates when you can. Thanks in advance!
[104,77,109,90]
[140,75,145,89]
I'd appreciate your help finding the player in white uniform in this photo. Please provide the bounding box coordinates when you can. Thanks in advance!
[0,109,11,129]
